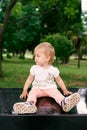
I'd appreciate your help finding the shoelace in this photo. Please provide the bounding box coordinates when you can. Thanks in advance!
[25,101,34,105]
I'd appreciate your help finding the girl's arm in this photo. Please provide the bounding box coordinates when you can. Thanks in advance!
[55,75,72,95]
[20,74,34,99]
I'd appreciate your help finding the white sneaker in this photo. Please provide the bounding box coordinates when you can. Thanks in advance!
[13,101,37,114]
[61,93,80,112]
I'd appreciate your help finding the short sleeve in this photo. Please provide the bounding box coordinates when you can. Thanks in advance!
[53,67,60,77]
[30,65,36,75]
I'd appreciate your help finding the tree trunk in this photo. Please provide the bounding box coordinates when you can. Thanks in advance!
[0,45,3,77]
[0,0,17,77]
[77,37,81,68]
[73,36,81,68]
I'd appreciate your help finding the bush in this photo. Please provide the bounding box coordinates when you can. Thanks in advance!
[41,33,74,64]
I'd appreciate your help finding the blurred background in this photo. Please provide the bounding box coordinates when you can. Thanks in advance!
[0,0,87,88]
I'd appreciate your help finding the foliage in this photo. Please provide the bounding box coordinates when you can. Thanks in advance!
[1,0,82,55]
[64,0,80,19]
[3,2,41,57]
[11,2,23,17]
[0,0,17,77]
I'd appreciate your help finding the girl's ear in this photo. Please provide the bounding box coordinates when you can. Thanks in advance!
[47,56,51,62]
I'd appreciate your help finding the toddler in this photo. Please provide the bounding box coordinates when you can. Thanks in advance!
[13,42,80,114]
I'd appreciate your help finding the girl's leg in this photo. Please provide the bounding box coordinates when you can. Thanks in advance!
[44,88,64,106]
[27,88,46,104]
[27,88,64,106]
[13,88,43,114]
[44,88,80,112]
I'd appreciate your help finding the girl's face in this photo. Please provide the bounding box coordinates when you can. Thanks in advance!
[34,49,50,67]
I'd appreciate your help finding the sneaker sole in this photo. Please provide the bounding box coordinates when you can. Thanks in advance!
[62,93,80,112]
[13,102,37,114]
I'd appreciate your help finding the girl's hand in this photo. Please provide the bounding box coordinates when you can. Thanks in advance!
[20,90,28,100]
[63,89,73,96]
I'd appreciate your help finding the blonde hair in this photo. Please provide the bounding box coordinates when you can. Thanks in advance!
[34,42,55,64]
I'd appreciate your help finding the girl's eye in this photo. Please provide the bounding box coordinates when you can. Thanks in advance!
[35,55,40,58]
[37,54,40,57]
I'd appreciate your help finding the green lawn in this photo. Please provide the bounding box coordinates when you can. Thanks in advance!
[0,57,87,88]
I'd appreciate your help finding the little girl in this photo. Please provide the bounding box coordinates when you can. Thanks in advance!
[13,42,80,114]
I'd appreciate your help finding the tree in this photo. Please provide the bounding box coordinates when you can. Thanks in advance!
[37,0,81,35]
[0,0,17,77]
[3,2,41,58]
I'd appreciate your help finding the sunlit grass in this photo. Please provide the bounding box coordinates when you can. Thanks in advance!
[0,57,34,88]
[58,59,87,88]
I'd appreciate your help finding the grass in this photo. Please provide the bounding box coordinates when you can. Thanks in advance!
[0,57,35,88]
[58,60,87,88]
[0,57,87,89]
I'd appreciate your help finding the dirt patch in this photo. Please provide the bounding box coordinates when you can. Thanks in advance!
[69,81,87,87]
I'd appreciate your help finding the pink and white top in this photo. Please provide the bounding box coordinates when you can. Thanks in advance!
[30,65,60,89]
